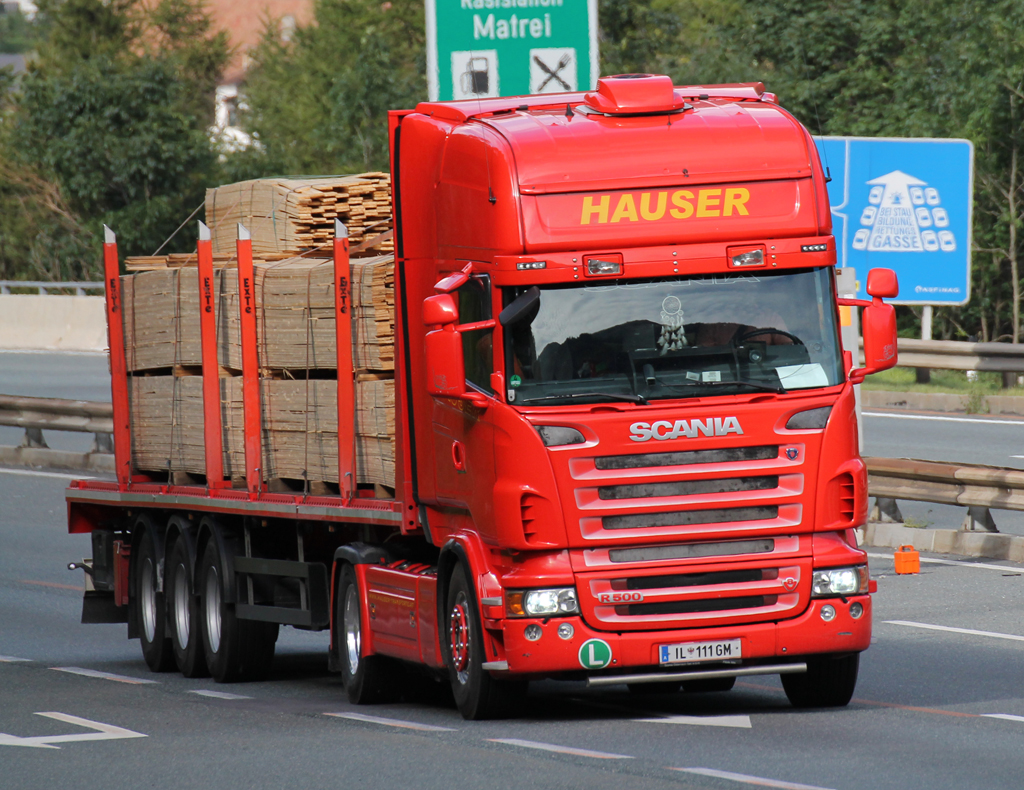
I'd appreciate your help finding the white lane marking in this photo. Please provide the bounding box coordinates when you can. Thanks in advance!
[0,712,146,749]
[0,468,94,480]
[0,655,31,663]
[190,690,252,700]
[324,712,456,732]
[867,553,1023,573]
[863,411,1024,426]
[884,620,1024,643]
[488,738,633,760]
[983,714,1024,723]
[51,667,158,685]
[670,767,835,790]
[1011,455,1024,459]
[634,714,751,728]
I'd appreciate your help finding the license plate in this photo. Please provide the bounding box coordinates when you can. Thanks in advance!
[659,639,742,665]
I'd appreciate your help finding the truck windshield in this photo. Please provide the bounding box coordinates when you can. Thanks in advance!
[503,268,843,405]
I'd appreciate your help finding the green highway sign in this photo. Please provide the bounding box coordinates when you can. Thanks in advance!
[426,0,598,101]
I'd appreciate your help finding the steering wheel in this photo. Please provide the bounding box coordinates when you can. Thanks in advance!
[735,327,804,346]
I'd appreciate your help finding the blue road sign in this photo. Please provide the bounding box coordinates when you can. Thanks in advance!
[815,137,974,305]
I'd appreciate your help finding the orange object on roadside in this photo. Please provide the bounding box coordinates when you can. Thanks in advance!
[894,545,920,575]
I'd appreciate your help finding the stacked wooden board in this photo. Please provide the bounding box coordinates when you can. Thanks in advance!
[124,253,397,489]
[204,174,393,257]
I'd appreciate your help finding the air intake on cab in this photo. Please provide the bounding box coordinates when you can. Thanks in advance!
[582,74,688,116]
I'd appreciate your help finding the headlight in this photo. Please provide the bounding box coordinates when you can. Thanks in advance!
[536,425,586,447]
[811,565,869,597]
[506,587,579,617]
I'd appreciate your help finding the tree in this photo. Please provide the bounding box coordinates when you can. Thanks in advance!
[0,0,230,280]
[242,0,425,174]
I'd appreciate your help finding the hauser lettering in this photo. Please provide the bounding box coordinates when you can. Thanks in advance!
[582,188,750,225]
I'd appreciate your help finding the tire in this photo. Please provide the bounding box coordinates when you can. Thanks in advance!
[627,681,682,695]
[445,564,526,720]
[199,536,278,683]
[167,534,208,678]
[683,676,736,693]
[337,564,394,704]
[781,654,859,708]
[133,521,174,672]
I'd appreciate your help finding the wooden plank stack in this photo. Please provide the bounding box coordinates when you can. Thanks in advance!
[204,174,393,257]
[124,248,397,489]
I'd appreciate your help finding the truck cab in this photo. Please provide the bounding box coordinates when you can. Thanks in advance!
[392,74,897,716]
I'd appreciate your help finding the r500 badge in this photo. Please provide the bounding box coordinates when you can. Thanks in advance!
[597,591,644,604]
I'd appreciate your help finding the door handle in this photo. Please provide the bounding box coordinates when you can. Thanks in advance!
[451,440,466,472]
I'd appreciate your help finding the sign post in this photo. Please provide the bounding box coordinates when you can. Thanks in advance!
[426,0,598,101]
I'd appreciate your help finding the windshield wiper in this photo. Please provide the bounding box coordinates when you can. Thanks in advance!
[689,379,786,394]
[518,391,648,405]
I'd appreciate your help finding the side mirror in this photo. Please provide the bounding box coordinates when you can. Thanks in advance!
[424,293,459,326]
[423,295,489,408]
[849,268,898,383]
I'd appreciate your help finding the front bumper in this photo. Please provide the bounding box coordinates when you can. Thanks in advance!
[497,595,871,676]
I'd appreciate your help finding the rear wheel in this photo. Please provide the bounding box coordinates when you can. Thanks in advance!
[134,521,174,672]
[337,564,393,703]
[167,534,208,678]
[199,536,278,682]
[782,654,859,708]
[446,564,525,720]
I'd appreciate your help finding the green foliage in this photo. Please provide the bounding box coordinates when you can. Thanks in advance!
[242,0,426,174]
[0,7,40,54]
[0,0,229,281]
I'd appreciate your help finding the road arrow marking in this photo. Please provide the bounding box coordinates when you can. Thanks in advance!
[52,667,159,684]
[190,690,252,700]
[0,712,147,749]
[0,655,31,663]
[983,714,1024,723]
[488,738,633,760]
[634,714,752,728]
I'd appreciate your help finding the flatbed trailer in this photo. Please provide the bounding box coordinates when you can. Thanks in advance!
[67,74,898,718]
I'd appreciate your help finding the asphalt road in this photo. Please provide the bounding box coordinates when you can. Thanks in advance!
[3,467,1024,790]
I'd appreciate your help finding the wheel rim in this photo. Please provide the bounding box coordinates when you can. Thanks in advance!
[140,557,157,643]
[173,562,190,649]
[205,564,222,654]
[449,591,470,685]
[343,585,360,675]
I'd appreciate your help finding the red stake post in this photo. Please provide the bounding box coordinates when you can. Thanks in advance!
[102,226,132,487]
[334,220,357,500]
[236,223,262,497]
[197,221,228,489]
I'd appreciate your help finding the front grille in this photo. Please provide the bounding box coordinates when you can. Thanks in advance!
[608,538,774,564]
[623,595,777,617]
[624,567,772,589]
[596,445,779,470]
[599,475,778,500]
[603,505,777,530]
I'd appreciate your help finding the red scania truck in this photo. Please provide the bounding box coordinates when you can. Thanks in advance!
[66,74,899,719]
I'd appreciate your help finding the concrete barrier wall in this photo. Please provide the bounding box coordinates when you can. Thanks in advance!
[0,295,107,352]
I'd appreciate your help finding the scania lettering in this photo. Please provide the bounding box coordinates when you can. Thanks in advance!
[65,75,899,719]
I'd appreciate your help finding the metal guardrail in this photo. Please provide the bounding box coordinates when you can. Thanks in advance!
[0,395,114,473]
[865,456,1024,532]
[869,338,1024,373]
[0,280,104,295]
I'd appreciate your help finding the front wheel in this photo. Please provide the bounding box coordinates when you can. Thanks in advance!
[199,536,278,683]
[446,564,525,720]
[781,654,859,708]
[337,564,393,703]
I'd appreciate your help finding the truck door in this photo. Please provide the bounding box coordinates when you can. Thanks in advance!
[431,273,497,528]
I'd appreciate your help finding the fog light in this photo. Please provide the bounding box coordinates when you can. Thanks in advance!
[820,604,836,622]
[850,602,864,619]
[524,624,543,641]
[557,623,574,640]
[586,257,622,276]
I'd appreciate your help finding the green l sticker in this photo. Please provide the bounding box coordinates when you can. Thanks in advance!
[578,638,612,669]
